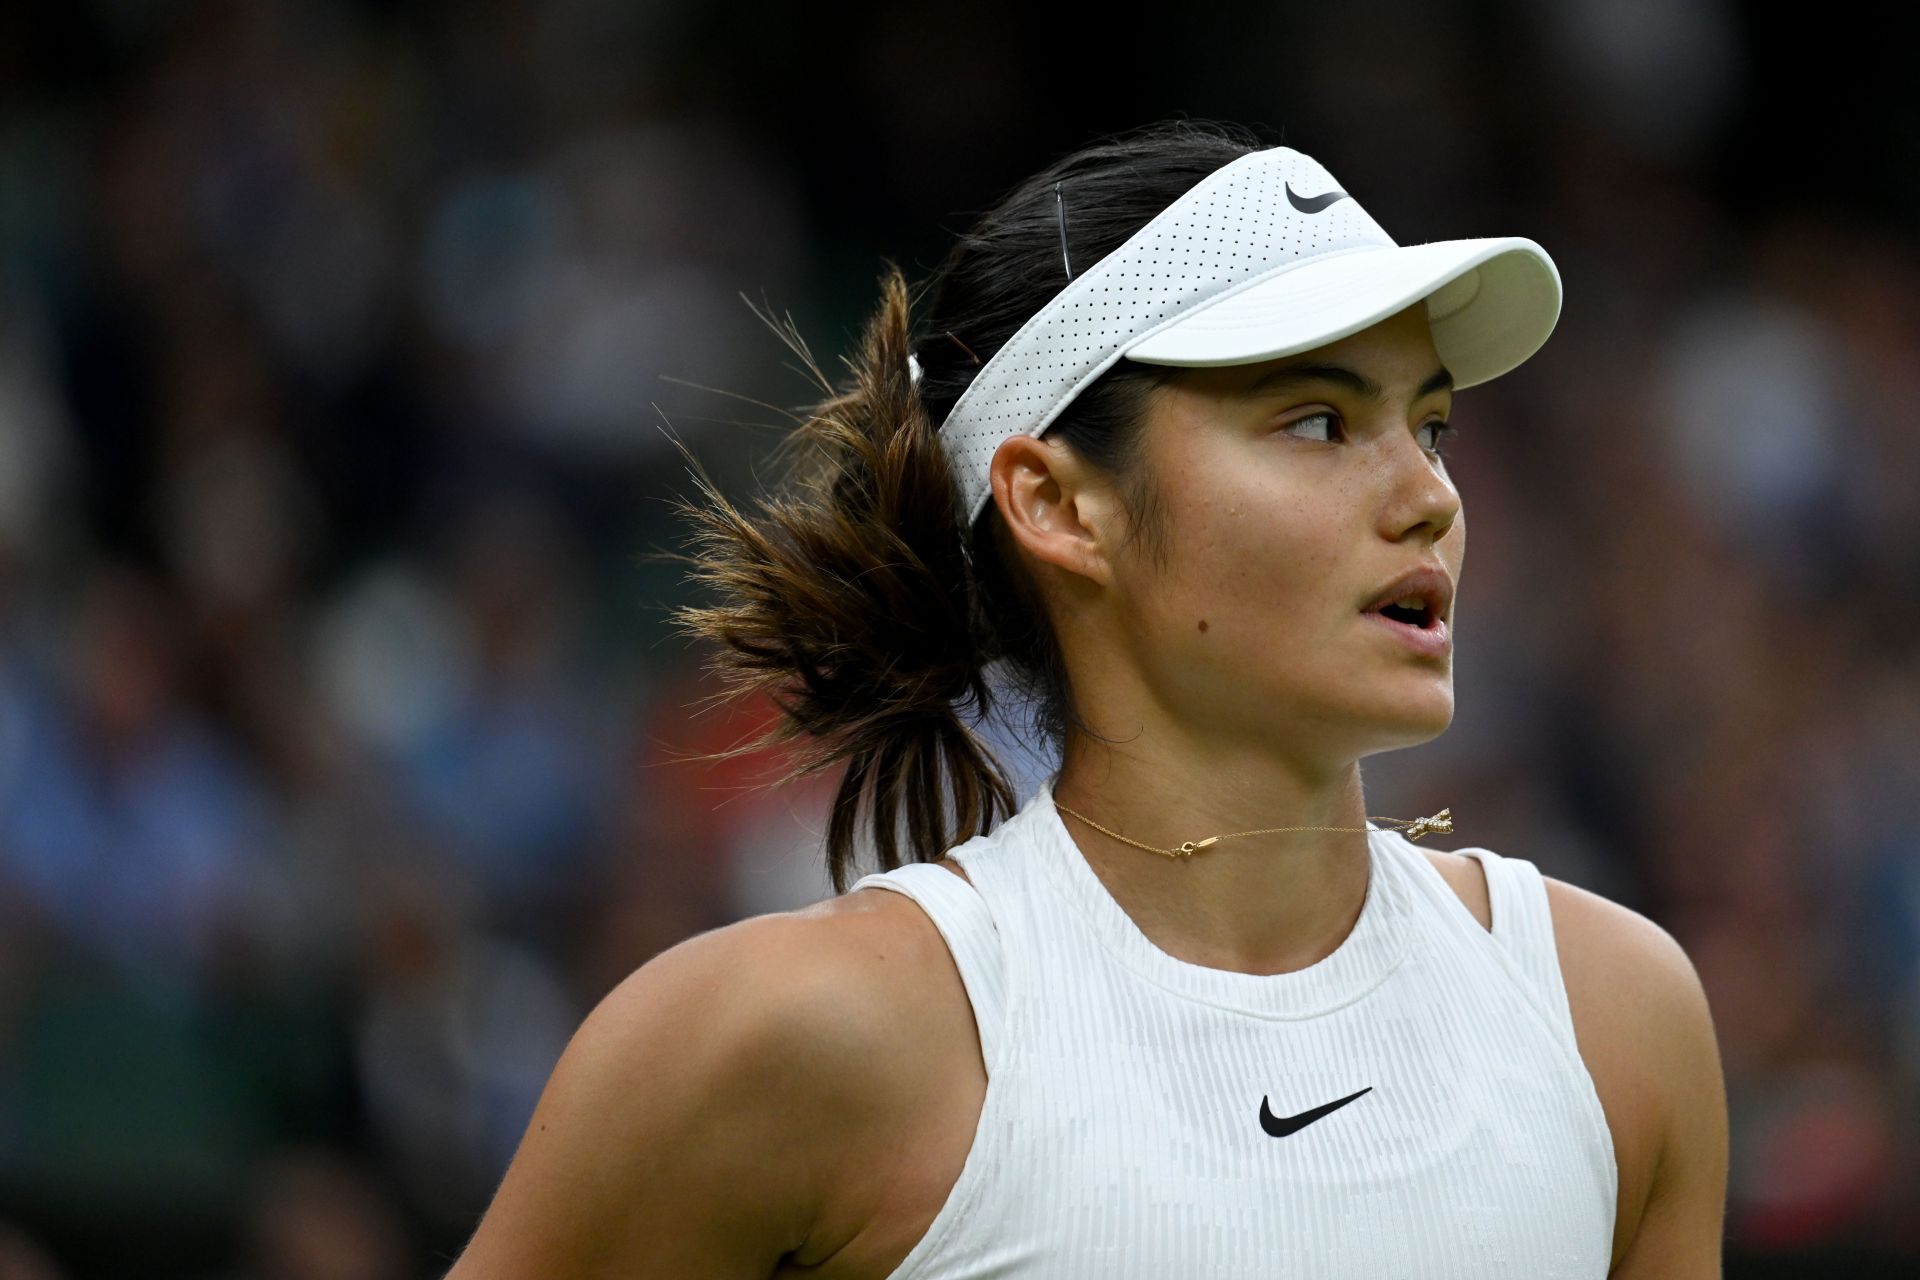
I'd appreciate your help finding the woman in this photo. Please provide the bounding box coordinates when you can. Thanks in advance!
[444,120,1727,1278]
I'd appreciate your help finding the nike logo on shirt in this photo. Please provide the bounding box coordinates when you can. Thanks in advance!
[1259,1086,1373,1136]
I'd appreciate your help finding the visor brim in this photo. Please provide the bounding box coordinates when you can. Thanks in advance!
[1122,236,1562,390]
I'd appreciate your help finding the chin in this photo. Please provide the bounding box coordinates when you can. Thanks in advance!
[1350,718,1453,764]
[1285,685,1453,760]
[1400,700,1455,744]
[1364,686,1455,745]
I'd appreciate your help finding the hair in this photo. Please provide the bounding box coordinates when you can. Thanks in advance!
[655,119,1270,892]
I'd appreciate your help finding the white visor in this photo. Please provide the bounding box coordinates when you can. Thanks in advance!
[933,145,1562,531]
[1124,236,1559,376]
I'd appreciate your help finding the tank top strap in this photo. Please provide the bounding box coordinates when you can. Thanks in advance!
[1454,847,1578,1057]
[847,861,1008,1075]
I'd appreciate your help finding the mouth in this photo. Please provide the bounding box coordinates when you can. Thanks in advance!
[1367,599,1440,629]
[1359,566,1454,632]
[1362,605,1452,656]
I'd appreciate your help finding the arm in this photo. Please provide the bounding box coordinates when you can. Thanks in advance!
[439,911,878,1279]
[1603,912,1730,1278]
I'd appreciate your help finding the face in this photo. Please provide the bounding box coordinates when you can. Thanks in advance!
[1103,300,1465,768]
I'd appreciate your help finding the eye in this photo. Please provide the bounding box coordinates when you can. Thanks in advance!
[1281,412,1457,458]
[1420,419,1457,457]
[1281,411,1340,443]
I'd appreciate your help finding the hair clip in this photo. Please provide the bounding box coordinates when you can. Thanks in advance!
[945,330,983,366]
[1054,180,1074,282]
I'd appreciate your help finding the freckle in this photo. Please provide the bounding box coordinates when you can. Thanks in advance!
[1197,619,1209,633]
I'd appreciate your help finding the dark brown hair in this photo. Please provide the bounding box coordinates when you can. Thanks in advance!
[656,119,1268,892]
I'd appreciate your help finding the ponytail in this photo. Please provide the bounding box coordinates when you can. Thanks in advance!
[653,119,1265,891]
[657,264,1015,893]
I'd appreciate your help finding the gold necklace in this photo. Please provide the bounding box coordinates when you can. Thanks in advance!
[1052,799,1453,860]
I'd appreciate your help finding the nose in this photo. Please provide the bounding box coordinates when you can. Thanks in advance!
[1380,429,1460,544]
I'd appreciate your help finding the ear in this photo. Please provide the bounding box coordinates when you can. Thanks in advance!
[987,433,1120,588]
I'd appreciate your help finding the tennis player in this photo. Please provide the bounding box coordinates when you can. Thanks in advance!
[445,119,1728,1278]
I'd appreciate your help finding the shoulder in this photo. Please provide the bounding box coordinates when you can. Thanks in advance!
[1539,874,1729,1277]
[612,870,978,1152]
[783,857,984,1081]
[667,864,981,1114]
[1538,874,1720,1072]
[1416,847,1492,931]
[445,876,976,1277]
[745,863,990,1262]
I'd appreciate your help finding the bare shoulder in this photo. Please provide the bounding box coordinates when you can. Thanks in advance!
[443,871,979,1279]
[784,855,984,1087]
[1538,876,1705,1006]
[785,856,975,978]
[763,858,989,1269]
[1539,875,1729,1278]
[1539,874,1720,1082]
[1418,848,1493,931]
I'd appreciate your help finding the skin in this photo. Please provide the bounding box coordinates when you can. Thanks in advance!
[443,297,1726,1280]
[991,299,1463,975]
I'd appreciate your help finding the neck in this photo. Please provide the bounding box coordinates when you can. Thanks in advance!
[1051,738,1375,977]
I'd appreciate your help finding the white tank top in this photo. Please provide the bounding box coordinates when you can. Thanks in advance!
[846,773,1618,1278]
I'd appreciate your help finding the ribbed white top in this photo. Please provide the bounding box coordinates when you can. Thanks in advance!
[847,773,1618,1278]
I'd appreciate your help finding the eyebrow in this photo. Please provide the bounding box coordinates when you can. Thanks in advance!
[1239,361,1455,405]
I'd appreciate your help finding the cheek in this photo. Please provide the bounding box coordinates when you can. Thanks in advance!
[1159,498,1342,637]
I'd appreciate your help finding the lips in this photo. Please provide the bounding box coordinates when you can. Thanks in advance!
[1365,609,1451,657]
[1360,565,1454,629]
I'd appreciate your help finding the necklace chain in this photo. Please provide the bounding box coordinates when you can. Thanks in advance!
[1052,801,1453,859]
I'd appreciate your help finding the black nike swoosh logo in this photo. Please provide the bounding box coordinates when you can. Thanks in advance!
[1259,1086,1373,1136]
[1286,182,1349,214]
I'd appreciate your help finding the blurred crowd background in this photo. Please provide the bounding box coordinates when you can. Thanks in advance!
[1,0,1916,1276]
